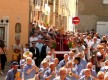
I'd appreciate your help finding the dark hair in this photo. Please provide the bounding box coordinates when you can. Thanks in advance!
[25,44,29,46]
[74,57,81,63]
[0,40,5,48]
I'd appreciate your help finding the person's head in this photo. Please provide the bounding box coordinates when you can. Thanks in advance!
[0,40,5,48]
[36,26,40,31]
[32,41,36,47]
[34,32,38,37]
[86,36,91,40]
[12,61,19,70]
[50,47,55,53]
[64,54,69,61]
[45,55,51,63]
[69,52,75,59]
[41,60,49,68]
[84,69,91,77]
[100,42,106,48]
[72,49,76,54]
[77,41,82,47]
[74,56,81,64]
[49,62,56,71]
[59,68,67,79]
[31,32,35,37]
[54,58,59,66]
[77,52,84,59]
[97,45,104,51]
[25,44,29,48]
[41,38,45,43]
[87,62,93,70]
[93,37,97,42]
[45,40,50,46]
[38,38,42,43]
[105,60,108,66]
[26,57,32,65]
[16,40,20,44]
[102,36,107,40]
[97,71,104,80]
[67,61,73,68]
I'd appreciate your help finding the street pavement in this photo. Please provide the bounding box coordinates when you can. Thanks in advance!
[0,62,11,80]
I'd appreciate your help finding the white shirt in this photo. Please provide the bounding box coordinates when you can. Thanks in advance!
[90,41,99,49]
[84,38,92,47]
[39,24,46,29]
[13,44,22,51]
[46,46,51,54]
[23,48,29,52]
[36,43,43,53]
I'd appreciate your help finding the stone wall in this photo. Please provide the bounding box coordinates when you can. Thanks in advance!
[77,15,98,32]
[77,0,108,32]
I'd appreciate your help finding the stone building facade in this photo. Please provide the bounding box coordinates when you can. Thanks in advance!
[77,0,108,32]
[0,0,29,61]
[32,0,76,31]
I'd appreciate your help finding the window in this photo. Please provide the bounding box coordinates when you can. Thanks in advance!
[0,24,8,46]
[0,17,9,47]
[35,0,42,6]
[0,27,5,40]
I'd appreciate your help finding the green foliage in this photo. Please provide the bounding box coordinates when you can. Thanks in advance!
[68,42,73,48]
[52,42,57,49]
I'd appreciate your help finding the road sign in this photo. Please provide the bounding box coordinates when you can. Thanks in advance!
[72,17,80,25]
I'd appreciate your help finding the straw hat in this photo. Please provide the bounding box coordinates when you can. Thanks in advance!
[23,51,32,58]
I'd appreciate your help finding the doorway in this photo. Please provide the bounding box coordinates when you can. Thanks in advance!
[0,24,8,46]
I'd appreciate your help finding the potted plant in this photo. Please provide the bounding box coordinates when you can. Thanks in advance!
[51,40,57,49]
[67,40,73,51]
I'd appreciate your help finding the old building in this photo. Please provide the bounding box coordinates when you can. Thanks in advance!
[78,0,108,32]
[0,0,29,61]
[32,0,76,31]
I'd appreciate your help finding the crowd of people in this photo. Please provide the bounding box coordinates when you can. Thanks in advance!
[1,23,108,80]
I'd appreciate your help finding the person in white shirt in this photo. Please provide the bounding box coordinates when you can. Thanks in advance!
[29,33,38,47]
[84,36,92,61]
[23,44,29,53]
[12,39,23,52]
[39,23,46,30]
[90,37,99,50]
[53,67,70,80]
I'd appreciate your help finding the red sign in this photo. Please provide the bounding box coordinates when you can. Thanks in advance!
[72,17,80,25]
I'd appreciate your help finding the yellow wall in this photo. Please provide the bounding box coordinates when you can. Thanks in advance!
[58,0,76,16]
[0,0,29,61]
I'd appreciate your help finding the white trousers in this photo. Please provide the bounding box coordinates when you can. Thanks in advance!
[87,47,90,61]
[27,76,35,80]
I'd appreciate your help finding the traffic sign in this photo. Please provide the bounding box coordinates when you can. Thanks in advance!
[72,17,80,25]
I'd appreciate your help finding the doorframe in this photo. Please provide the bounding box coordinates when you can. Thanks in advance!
[0,23,9,49]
